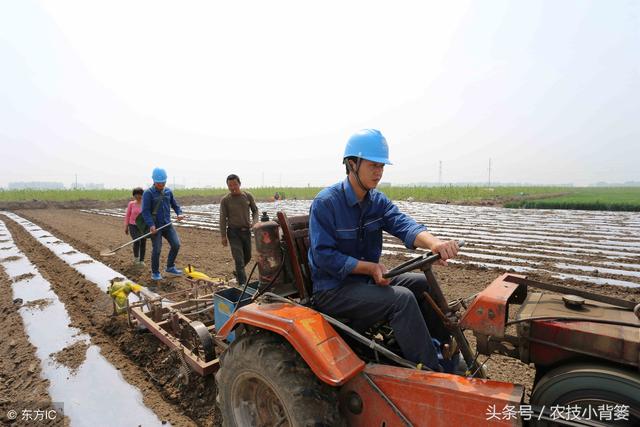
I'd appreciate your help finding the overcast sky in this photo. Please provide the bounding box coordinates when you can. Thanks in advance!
[1,0,639,189]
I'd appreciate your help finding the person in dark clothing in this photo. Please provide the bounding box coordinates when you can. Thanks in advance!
[219,174,258,284]
[309,129,460,371]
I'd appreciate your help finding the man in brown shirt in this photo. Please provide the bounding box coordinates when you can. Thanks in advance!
[220,174,259,284]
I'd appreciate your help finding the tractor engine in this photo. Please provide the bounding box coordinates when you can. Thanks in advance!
[253,212,297,296]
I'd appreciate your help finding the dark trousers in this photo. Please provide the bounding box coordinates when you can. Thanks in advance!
[227,228,252,284]
[313,272,449,370]
[128,224,146,261]
[150,225,180,274]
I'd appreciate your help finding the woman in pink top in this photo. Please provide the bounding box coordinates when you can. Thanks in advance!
[124,187,146,265]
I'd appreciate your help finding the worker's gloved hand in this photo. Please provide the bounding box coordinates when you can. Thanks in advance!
[150,225,157,234]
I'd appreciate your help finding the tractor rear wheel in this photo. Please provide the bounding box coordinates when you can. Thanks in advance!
[530,363,640,426]
[215,332,344,427]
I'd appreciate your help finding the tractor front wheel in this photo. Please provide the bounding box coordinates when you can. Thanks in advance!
[215,332,343,427]
[530,363,640,426]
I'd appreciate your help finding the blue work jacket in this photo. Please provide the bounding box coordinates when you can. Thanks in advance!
[141,186,182,227]
[309,178,427,293]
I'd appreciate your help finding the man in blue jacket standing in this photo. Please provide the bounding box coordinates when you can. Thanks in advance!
[309,129,460,372]
[142,167,185,281]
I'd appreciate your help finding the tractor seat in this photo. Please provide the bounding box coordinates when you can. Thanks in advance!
[277,212,314,303]
[276,212,357,326]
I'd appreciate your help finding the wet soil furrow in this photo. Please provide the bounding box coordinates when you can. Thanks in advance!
[2,214,218,427]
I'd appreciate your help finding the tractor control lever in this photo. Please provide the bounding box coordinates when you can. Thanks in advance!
[383,240,465,279]
[381,240,484,378]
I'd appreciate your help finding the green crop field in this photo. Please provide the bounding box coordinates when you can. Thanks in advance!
[206,186,567,202]
[504,187,640,211]
[1,186,638,211]
[0,185,565,203]
[0,188,133,202]
[376,186,568,203]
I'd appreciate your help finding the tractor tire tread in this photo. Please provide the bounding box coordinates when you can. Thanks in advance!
[216,332,344,427]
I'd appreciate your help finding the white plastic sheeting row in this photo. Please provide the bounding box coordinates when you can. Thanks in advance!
[83,200,640,288]
[3,212,159,301]
[0,218,165,427]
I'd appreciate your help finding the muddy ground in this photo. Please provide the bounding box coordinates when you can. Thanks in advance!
[0,272,66,426]
[1,208,638,426]
[2,213,215,426]
[50,342,90,375]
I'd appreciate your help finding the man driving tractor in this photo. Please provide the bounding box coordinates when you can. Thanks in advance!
[309,129,461,372]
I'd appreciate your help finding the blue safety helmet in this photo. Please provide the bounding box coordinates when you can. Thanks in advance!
[152,167,167,183]
[343,129,392,165]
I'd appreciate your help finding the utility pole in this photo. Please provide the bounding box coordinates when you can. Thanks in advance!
[438,161,442,186]
[488,158,492,187]
[75,174,78,190]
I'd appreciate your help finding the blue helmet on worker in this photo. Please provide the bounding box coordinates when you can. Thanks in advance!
[152,167,167,183]
[343,129,392,165]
